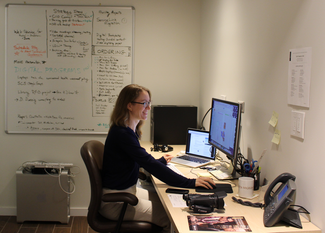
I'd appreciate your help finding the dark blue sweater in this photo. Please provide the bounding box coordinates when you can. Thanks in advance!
[102,125,196,189]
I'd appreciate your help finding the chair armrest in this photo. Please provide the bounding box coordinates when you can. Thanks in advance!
[102,192,139,206]
[138,171,147,180]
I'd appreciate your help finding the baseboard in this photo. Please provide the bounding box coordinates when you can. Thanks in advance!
[0,207,87,216]
[70,208,87,216]
[0,207,16,216]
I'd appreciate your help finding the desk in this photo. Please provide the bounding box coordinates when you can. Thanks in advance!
[141,142,321,233]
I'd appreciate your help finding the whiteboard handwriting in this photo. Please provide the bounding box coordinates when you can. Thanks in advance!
[6,5,133,133]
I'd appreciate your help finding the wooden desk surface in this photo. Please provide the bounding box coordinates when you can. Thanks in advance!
[141,142,321,233]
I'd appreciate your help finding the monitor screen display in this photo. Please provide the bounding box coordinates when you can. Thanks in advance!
[208,98,241,161]
[186,128,215,159]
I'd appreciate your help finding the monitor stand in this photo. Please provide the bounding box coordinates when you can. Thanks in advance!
[228,171,241,180]
[209,163,241,180]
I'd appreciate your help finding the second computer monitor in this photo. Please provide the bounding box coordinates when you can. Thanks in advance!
[208,98,242,177]
[150,105,197,145]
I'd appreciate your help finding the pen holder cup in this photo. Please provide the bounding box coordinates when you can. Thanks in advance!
[252,172,260,190]
[243,171,260,190]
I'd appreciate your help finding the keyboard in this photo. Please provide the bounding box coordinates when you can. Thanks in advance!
[177,155,209,164]
[209,169,233,180]
[167,164,184,176]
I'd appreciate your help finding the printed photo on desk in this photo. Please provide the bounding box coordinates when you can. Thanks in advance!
[187,216,251,232]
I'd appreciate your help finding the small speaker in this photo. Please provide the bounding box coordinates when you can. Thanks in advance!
[150,105,197,145]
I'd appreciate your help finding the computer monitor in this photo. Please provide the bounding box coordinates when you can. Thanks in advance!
[150,105,197,145]
[208,98,242,179]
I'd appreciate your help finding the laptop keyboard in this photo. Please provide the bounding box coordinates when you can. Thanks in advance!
[178,155,209,164]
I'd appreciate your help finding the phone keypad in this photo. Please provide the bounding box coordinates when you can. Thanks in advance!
[264,202,276,220]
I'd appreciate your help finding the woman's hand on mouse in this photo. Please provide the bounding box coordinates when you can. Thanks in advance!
[163,154,173,163]
[195,177,215,189]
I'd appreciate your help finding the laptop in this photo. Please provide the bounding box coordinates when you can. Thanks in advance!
[171,128,216,168]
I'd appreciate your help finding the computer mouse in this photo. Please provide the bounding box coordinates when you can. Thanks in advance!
[207,182,217,189]
[194,182,216,192]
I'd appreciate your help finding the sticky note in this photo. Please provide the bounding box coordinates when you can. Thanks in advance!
[269,111,279,127]
[272,129,281,145]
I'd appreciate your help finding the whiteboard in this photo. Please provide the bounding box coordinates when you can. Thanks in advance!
[5,4,134,134]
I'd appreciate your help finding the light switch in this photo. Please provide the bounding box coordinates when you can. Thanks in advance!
[291,111,305,139]
[296,116,301,133]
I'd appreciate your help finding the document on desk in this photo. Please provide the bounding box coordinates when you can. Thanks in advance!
[167,194,187,207]
[187,215,252,232]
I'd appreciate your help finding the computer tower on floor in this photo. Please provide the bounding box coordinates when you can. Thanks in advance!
[150,105,197,145]
[16,167,70,223]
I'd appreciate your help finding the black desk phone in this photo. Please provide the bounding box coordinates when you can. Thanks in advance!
[263,173,302,228]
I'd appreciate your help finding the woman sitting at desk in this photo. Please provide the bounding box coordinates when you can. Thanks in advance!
[100,84,215,233]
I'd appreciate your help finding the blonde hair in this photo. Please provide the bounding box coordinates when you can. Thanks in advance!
[110,84,151,138]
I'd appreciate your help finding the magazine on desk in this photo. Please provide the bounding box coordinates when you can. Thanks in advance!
[187,215,252,232]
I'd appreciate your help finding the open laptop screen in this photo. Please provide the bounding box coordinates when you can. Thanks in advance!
[185,128,216,159]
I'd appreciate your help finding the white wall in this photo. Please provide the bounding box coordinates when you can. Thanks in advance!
[0,0,200,215]
[2,0,324,230]
[201,0,324,230]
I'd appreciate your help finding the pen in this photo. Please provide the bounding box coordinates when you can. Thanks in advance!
[251,149,266,174]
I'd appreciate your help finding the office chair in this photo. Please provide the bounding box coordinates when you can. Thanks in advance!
[80,140,162,233]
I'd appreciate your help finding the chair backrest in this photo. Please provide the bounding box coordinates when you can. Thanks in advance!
[80,140,112,231]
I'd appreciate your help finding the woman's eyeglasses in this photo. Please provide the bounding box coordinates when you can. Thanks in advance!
[131,101,151,108]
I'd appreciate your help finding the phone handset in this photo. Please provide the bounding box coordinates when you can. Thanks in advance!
[264,173,296,206]
[263,173,302,228]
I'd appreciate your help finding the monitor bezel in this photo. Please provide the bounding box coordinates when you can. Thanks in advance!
[208,98,242,174]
